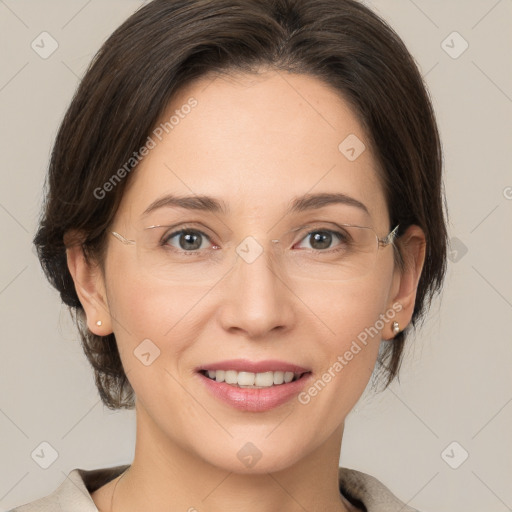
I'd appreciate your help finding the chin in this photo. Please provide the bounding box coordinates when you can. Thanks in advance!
[189,430,313,475]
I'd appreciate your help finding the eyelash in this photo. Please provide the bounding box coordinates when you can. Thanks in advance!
[160,226,349,254]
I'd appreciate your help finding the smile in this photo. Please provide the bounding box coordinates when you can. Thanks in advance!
[199,369,308,388]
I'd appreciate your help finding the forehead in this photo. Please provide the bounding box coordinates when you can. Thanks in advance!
[118,69,389,229]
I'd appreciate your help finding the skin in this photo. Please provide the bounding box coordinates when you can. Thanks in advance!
[67,68,426,512]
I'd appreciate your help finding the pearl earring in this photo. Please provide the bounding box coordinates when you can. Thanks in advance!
[392,321,399,335]
[96,320,102,327]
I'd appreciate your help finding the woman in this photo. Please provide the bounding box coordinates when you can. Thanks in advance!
[11,0,447,510]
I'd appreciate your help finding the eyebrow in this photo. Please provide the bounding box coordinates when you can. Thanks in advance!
[288,192,369,216]
[143,194,228,216]
[142,192,369,217]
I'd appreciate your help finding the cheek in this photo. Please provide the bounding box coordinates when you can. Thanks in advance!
[106,243,207,335]
[105,258,211,372]
[292,274,392,413]
[105,273,204,420]
[295,266,392,347]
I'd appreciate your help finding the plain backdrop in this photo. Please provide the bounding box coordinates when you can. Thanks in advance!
[1,1,511,511]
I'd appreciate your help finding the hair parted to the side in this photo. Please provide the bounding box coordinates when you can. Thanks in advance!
[34,0,448,409]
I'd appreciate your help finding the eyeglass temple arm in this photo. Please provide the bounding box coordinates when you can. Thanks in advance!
[379,224,400,247]
[111,231,136,245]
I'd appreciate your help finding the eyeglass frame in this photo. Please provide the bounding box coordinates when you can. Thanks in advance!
[109,222,400,278]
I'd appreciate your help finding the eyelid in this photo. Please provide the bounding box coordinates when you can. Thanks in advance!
[289,220,366,230]
[284,222,363,239]
[145,223,217,237]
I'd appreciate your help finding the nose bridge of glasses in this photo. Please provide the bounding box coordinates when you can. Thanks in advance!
[231,231,288,269]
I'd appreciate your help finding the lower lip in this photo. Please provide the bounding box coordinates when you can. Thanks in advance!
[197,372,312,412]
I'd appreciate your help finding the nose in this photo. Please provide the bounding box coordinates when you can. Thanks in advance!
[217,239,296,339]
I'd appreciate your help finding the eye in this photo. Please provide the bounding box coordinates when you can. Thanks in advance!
[294,229,348,251]
[163,229,214,252]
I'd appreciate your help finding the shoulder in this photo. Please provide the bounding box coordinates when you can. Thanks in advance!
[9,464,418,512]
[8,465,129,512]
[338,466,420,512]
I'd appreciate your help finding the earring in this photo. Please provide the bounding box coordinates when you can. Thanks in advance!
[96,320,102,327]
[392,321,400,335]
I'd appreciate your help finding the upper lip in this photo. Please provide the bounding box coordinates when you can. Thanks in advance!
[197,359,310,374]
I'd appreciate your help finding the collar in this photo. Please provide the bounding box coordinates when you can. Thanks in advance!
[12,465,418,512]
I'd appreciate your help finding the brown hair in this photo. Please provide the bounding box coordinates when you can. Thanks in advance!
[34,0,448,409]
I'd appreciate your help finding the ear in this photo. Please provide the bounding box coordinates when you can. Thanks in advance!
[65,234,113,336]
[383,224,426,340]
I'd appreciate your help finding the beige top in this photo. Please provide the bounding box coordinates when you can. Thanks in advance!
[9,465,419,512]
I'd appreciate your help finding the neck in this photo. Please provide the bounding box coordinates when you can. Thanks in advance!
[112,402,356,512]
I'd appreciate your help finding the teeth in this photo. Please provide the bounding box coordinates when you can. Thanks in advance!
[273,371,284,385]
[203,369,303,387]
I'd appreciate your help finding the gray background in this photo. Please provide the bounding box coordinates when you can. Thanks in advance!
[1,1,511,511]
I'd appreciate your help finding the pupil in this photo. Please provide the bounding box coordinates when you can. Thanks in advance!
[180,231,201,250]
[310,232,331,250]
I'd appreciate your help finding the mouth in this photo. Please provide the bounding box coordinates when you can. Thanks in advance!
[198,369,311,388]
[195,359,313,411]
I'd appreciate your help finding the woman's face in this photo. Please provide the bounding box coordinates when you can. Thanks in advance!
[93,70,407,473]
